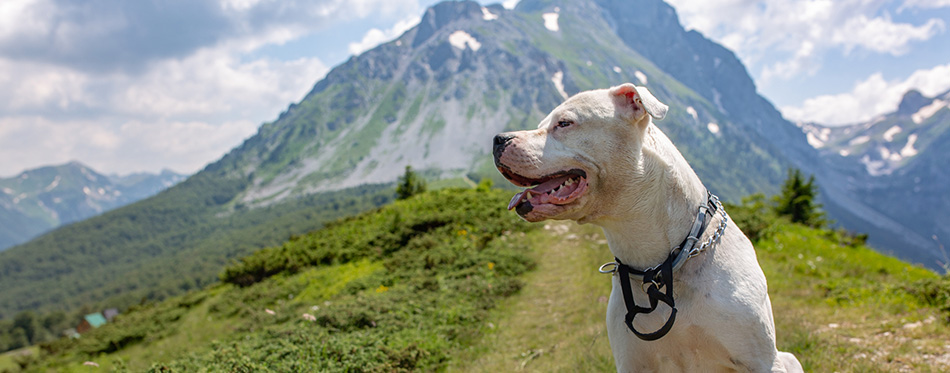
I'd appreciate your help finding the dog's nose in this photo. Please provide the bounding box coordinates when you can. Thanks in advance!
[493,133,516,162]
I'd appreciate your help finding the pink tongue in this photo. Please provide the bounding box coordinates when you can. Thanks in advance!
[507,175,575,210]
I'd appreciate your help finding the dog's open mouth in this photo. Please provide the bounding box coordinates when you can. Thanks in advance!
[504,169,588,215]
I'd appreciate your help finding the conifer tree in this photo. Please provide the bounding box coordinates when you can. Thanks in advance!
[396,165,427,200]
[773,168,826,228]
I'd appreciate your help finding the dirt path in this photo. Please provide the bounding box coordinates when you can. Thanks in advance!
[449,222,617,372]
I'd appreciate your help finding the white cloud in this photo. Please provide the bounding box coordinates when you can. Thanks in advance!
[0,0,427,177]
[0,46,328,121]
[0,116,261,176]
[665,0,947,82]
[832,15,944,55]
[780,63,950,125]
[348,15,420,56]
[0,37,329,176]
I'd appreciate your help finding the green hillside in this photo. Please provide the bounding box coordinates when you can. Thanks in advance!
[3,187,948,372]
[0,170,394,321]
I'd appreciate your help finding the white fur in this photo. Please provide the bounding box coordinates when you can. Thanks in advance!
[495,83,803,372]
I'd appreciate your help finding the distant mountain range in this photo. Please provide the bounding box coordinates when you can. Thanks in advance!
[799,89,950,268]
[0,0,945,319]
[0,162,185,251]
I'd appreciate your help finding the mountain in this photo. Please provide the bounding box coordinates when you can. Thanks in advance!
[0,0,937,319]
[220,0,798,206]
[798,89,950,269]
[0,162,185,251]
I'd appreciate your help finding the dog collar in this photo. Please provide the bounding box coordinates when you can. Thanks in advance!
[598,191,728,341]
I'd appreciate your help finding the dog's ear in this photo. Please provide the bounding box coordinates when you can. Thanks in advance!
[610,83,668,122]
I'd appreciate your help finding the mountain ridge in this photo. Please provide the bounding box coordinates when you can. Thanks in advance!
[798,88,950,268]
[0,162,185,251]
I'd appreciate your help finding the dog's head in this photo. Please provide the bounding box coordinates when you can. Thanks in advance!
[492,83,668,223]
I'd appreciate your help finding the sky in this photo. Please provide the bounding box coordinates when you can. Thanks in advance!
[0,0,948,177]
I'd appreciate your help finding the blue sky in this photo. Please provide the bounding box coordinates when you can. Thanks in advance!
[0,0,948,177]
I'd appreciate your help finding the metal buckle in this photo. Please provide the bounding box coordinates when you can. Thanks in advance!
[598,262,618,274]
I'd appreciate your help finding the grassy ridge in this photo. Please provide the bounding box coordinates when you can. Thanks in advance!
[4,187,950,372]
[12,188,537,372]
[0,177,392,323]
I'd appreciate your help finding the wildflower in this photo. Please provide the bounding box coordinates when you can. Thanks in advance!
[376,285,389,293]
[265,308,276,315]
[487,262,495,270]
[302,313,316,322]
[457,229,468,236]
[311,305,320,311]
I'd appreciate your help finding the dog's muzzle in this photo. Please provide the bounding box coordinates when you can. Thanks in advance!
[492,132,516,166]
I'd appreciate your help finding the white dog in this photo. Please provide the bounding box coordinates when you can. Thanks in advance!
[492,83,802,372]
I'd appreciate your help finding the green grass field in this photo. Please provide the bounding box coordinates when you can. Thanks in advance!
[4,188,949,372]
[452,221,949,372]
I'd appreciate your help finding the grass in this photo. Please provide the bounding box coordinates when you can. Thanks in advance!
[14,189,538,372]
[448,222,615,372]
[757,224,947,371]
[0,347,37,372]
[6,188,950,372]
[451,219,950,372]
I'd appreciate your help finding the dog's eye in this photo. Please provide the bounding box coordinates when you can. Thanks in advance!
[556,120,572,128]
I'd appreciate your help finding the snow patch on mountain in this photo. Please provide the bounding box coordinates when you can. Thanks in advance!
[634,70,648,85]
[849,135,870,146]
[449,30,481,51]
[806,132,825,148]
[879,146,901,162]
[883,125,902,142]
[552,71,568,99]
[801,124,831,148]
[861,154,887,176]
[481,7,498,21]
[711,88,727,114]
[542,13,559,32]
[911,99,947,124]
[901,133,919,157]
[686,106,698,122]
[44,176,61,192]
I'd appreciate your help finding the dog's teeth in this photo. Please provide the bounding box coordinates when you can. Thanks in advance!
[565,179,573,186]
[525,191,532,199]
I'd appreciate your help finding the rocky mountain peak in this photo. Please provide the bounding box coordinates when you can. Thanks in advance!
[896,89,929,116]
[412,0,487,47]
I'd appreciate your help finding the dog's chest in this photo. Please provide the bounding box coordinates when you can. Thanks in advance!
[607,273,746,372]
[614,325,741,372]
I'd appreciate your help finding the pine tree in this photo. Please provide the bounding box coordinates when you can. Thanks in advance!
[396,166,426,200]
[773,168,826,228]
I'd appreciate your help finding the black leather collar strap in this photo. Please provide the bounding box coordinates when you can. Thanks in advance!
[614,192,718,341]
[616,254,677,341]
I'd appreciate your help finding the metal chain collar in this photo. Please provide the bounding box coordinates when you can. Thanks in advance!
[598,195,729,276]
[688,198,728,260]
